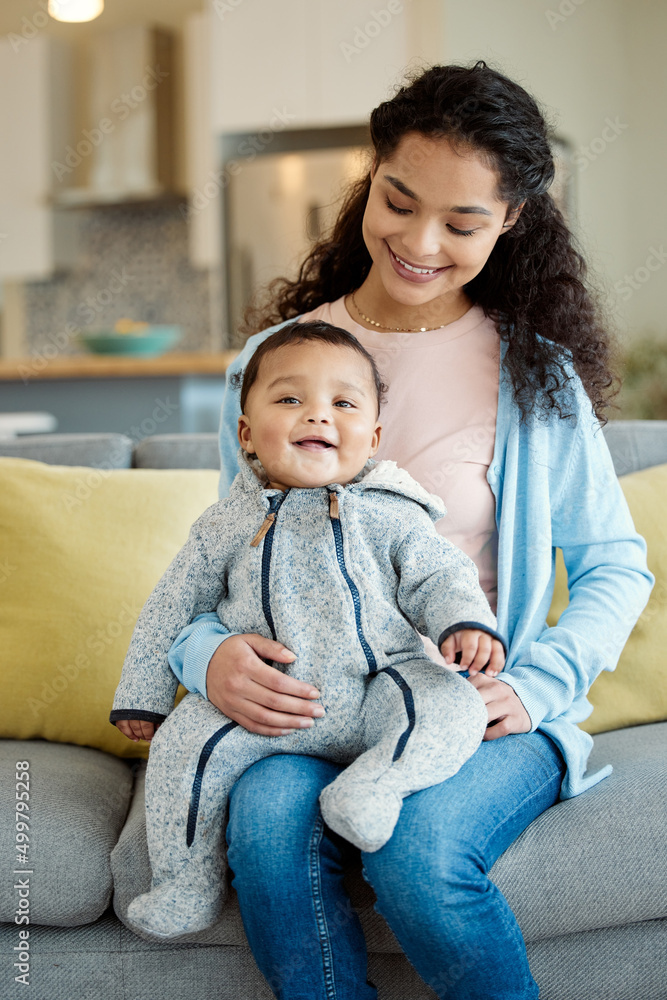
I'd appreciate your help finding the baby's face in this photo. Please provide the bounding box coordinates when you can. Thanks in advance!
[238,341,382,491]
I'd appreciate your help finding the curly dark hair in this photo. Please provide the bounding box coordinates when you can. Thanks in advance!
[240,61,618,421]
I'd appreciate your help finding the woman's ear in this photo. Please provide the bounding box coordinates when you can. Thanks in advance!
[502,202,526,231]
[237,414,254,453]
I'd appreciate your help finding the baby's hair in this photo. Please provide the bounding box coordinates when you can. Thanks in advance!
[229,320,388,417]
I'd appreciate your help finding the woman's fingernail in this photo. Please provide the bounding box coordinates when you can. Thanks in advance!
[281,729,296,735]
[312,706,325,717]
[299,719,314,728]
[308,689,320,698]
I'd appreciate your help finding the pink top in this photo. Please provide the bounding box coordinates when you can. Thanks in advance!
[300,296,500,617]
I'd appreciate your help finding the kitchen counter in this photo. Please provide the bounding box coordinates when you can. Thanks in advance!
[0,351,238,382]
[0,352,240,436]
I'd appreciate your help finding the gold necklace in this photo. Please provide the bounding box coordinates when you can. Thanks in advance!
[350,292,448,333]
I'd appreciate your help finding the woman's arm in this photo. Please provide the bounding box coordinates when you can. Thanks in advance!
[498,407,654,732]
[168,612,238,697]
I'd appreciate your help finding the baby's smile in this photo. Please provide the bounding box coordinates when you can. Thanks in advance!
[293,436,336,452]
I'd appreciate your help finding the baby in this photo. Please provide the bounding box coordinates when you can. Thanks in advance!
[110,320,505,940]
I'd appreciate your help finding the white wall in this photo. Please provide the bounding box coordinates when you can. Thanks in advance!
[441,0,644,335]
[622,0,667,336]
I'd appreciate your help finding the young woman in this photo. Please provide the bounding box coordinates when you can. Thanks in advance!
[169,62,652,999]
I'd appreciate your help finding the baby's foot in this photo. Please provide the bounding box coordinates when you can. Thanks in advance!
[126,877,224,939]
[319,780,402,853]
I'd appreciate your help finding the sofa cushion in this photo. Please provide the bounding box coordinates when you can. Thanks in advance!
[0,740,134,927]
[0,458,219,758]
[490,722,667,941]
[549,462,667,734]
[133,434,220,470]
[0,433,134,469]
[111,723,667,948]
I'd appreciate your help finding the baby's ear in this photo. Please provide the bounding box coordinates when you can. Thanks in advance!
[369,422,382,456]
[237,414,253,452]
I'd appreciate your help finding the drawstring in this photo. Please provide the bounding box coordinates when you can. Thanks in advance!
[250,513,276,547]
[328,492,339,520]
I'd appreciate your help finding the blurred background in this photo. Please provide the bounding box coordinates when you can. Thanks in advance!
[0,0,664,435]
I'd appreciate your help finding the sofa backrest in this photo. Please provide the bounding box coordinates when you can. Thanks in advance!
[1,421,666,475]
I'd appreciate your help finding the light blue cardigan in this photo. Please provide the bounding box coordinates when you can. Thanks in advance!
[169,320,654,799]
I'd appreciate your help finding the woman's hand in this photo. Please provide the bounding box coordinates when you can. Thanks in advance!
[206,633,325,736]
[466,673,531,740]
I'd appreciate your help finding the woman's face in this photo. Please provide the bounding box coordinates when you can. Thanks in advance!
[362,132,518,312]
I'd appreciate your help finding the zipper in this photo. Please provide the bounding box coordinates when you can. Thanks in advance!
[328,491,377,673]
[187,491,287,848]
[259,492,288,640]
[186,720,238,847]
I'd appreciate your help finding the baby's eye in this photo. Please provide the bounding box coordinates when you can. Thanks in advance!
[334,400,355,408]
[277,396,300,405]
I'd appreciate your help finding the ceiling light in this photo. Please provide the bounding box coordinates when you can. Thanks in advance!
[48,0,104,23]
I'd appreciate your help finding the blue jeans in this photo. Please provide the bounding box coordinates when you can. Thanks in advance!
[226,732,565,1000]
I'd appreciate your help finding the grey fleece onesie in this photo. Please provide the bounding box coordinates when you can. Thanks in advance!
[110,450,504,939]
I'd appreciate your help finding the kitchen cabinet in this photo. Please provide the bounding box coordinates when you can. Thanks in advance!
[0,36,77,281]
[208,0,413,132]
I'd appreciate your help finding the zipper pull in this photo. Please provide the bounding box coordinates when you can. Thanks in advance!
[328,492,340,520]
[250,512,276,547]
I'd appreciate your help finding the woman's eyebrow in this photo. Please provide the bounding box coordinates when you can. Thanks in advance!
[384,175,493,217]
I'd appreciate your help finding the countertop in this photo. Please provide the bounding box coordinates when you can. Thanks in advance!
[0,351,239,382]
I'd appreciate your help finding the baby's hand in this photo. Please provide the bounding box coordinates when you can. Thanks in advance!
[440,630,505,677]
[115,719,157,743]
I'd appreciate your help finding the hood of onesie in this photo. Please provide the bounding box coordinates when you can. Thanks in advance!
[237,448,445,524]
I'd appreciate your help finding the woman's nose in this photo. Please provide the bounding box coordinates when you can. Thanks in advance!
[402,218,443,260]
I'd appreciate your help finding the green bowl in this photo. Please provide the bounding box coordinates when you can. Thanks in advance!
[77,325,182,358]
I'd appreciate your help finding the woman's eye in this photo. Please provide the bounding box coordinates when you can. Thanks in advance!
[385,196,411,215]
[447,224,476,237]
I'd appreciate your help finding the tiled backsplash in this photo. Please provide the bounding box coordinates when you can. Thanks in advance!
[24,203,214,354]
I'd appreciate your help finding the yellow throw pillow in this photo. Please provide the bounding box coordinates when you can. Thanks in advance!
[548,463,667,734]
[0,458,220,758]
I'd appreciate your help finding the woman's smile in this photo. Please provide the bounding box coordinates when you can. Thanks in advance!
[386,242,453,283]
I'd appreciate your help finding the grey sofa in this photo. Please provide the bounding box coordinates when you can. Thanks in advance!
[1,424,666,1000]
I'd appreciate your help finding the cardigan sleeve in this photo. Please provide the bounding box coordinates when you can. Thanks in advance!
[167,613,240,699]
[497,400,654,731]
